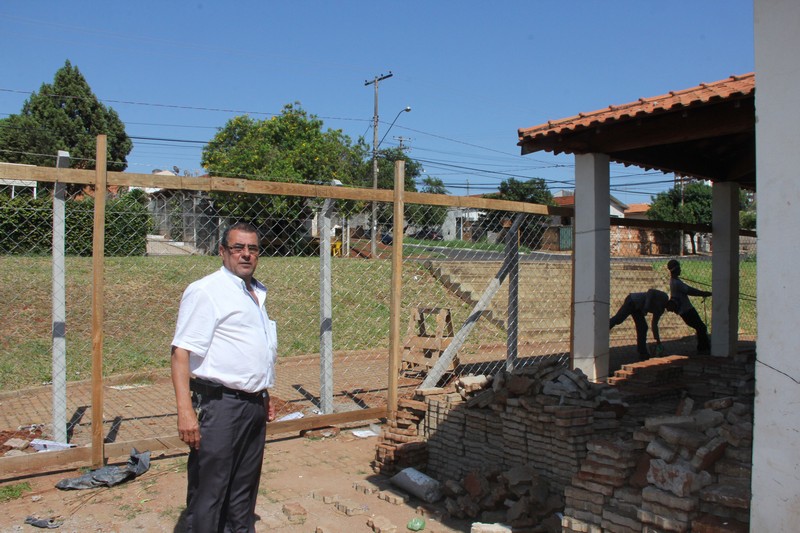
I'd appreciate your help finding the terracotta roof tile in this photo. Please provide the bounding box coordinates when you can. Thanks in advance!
[518,73,755,143]
[553,196,574,207]
[625,203,650,215]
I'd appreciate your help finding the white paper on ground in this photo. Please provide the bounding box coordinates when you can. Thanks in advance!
[275,412,304,422]
[351,428,379,438]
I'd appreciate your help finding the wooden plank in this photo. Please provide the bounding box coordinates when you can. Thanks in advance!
[0,164,564,215]
[404,337,451,351]
[267,406,387,434]
[0,407,387,478]
[0,162,756,237]
[388,161,405,418]
[91,136,107,468]
[0,446,93,478]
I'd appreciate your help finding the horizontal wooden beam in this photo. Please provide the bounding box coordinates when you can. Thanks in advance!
[0,408,386,479]
[610,217,755,237]
[266,406,386,435]
[0,164,569,216]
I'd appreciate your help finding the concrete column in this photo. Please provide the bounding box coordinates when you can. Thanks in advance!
[572,153,610,382]
[711,182,739,357]
[752,0,800,530]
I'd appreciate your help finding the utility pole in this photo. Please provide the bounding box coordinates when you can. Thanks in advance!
[395,136,412,151]
[365,72,393,258]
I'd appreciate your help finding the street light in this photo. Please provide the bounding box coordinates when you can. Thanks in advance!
[371,106,411,257]
[378,106,412,148]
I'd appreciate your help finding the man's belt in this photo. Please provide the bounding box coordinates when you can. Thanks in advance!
[190,378,267,402]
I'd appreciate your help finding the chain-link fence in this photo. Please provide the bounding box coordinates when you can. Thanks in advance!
[0,166,757,472]
[608,223,757,360]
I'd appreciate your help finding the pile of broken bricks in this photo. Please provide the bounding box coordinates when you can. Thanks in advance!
[424,360,627,491]
[372,355,755,533]
[439,463,563,532]
[562,395,753,533]
[372,397,429,476]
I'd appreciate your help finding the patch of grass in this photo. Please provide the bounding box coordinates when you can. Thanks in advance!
[0,481,32,503]
[0,255,503,390]
[172,457,188,473]
[159,505,184,521]
[119,503,141,520]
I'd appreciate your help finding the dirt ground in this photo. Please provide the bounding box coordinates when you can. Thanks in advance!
[0,427,475,533]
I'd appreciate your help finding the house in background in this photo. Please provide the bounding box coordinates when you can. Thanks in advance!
[623,203,650,220]
[544,190,638,253]
[552,189,628,219]
[441,205,483,242]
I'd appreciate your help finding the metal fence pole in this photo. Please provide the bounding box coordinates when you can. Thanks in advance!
[506,222,520,371]
[319,198,334,414]
[51,150,69,444]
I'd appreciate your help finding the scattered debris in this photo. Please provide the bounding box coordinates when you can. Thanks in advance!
[55,448,150,490]
[390,467,442,503]
[24,516,63,529]
[30,439,75,452]
[406,516,425,531]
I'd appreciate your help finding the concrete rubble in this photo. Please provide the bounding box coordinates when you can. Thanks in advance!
[373,351,755,533]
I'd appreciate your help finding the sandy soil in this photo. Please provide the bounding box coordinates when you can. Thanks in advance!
[0,430,473,533]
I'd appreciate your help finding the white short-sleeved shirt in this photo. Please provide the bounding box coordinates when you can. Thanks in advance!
[171,266,277,392]
[669,277,694,316]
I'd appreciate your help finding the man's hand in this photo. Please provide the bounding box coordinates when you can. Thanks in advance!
[265,395,275,422]
[171,346,200,449]
[177,407,201,449]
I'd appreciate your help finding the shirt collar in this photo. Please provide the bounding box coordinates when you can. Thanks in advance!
[219,266,266,294]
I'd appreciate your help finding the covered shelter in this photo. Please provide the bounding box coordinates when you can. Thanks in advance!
[517,73,754,381]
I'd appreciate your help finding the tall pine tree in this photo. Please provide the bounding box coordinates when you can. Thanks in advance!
[0,60,132,171]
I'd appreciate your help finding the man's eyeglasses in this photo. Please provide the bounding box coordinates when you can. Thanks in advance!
[224,244,260,255]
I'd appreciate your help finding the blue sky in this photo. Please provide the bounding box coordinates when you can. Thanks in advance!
[0,1,753,205]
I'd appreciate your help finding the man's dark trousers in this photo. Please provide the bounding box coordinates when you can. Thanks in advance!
[610,296,649,356]
[679,308,711,353]
[185,390,267,533]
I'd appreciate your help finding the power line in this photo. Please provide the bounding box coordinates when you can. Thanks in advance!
[1,86,676,195]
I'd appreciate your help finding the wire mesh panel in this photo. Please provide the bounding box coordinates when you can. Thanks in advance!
[608,222,756,359]
[0,185,95,446]
[395,205,573,387]
[0,169,759,467]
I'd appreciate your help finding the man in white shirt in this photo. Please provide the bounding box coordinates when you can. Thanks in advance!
[171,222,277,532]
[666,259,711,355]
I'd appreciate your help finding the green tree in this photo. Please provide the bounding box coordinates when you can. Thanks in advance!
[488,177,554,205]
[202,104,367,219]
[740,190,756,230]
[648,181,713,254]
[480,177,554,248]
[201,103,369,254]
[203,103,367,187]
[368,147,425,230]
[370,147,422,191]
[0,60,132,172]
